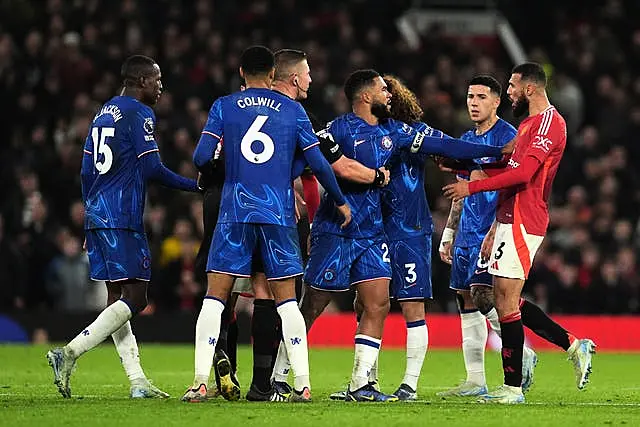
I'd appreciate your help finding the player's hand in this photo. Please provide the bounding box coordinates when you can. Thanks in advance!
[439,241,453,264]
[294,191,306,222]
[372,167,391,187]
[469,169,488,181]
[481,223,497,261]
[336,203,352,229]
[379,167,391,187]
[501,138,515,154]
[443,180,470,201]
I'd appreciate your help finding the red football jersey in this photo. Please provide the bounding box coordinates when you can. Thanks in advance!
[496,106,567,235]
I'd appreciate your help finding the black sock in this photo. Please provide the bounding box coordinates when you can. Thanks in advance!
[215,303,232,355]
[270,310,282,374]
[520,298,572,350]
[500,312,524,388]
[227,314,238,373]
[251,299,279,392]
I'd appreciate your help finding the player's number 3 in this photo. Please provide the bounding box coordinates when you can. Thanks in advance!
[91,127,114,175]
[241,115,274,164]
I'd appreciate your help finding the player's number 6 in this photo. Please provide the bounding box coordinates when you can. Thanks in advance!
[241,115,274,164]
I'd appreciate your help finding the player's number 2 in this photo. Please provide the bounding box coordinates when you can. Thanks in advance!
[91,127,114,175]
[381,243,391,262]
[241,115,274,164]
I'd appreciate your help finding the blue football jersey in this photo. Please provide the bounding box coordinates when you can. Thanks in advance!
[203,88,319,227]
[382,122,436,241]
[312,114,418,238]
[81,96,159,232]
[454,118,517,247]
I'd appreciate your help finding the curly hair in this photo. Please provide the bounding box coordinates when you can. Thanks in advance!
[383,74,423,124]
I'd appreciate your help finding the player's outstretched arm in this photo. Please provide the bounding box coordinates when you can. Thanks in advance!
[442,153,543,200]
[140,151,198,192]
[409,133,503,159]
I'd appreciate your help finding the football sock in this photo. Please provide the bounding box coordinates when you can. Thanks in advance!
[270,308,282,373]
[460,310,488,385]
[368,356,379,383]
[483,307,502,336]
[350,334,381,391]
[251,299,279,392]
[520,298,574,350]
[271,341,291,383]
[500,311,524,388]
[194,297,225,385]
[66,299,132,358]
[112,321,145,382]
[277,299,310,391]
[403,320,428,390]
[227,312,238,373]
[215,302,231,355]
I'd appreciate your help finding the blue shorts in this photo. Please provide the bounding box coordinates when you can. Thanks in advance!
[86,229,151,282]
[450,245,493,291]
[389,234,433,300]
[304,233,391,292]
[207,223,302,280]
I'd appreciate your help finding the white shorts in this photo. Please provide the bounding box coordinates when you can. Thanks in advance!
[488,222,544,280]
[231,278,254,296]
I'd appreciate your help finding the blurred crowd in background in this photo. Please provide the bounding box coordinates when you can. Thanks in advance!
[1,0,639,314]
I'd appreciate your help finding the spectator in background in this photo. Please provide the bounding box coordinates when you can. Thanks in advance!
[46,233,106,312]
[1,0,639,314]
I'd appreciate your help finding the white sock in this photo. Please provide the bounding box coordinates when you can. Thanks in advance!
[277,299,310,391]
[461,310,488,386]
[194,297,225,385]
[66,300,132,358]
[368,356,379,383]
[402,320,428,391]
[350,334,381,391]
[484,307,501,336]
[271,341,291,383]
[112,321,145,383]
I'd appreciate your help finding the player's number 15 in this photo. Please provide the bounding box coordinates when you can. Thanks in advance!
[241,115,274,164]
[91,126,114,175]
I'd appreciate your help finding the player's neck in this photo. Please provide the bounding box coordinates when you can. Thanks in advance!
[353,104,378,126]
[475,114,498,135]
[527,93,551,117]
[271,81,296,99]
[121,86,141,101]
[244,76,271,90]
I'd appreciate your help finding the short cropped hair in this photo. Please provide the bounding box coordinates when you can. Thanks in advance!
[121,55,157,87]
[240,45,275,76]
[512,62,547,87]
[469,75,502,97]
[274,49,307,81]
[344,69,380,104]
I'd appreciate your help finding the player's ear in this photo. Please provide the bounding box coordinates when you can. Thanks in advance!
[268,67,275,81]
[239,67,245,80]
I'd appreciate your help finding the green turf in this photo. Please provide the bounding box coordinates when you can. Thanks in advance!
[1,344,639,426]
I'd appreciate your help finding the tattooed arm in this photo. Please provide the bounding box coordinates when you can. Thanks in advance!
[439,193,464,265]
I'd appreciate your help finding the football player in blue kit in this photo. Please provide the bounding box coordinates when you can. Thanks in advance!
[47,55,199,399]
[183,46,351,403]
[279,69,512,402]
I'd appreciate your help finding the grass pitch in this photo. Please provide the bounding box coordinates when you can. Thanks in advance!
[1,344,639,426]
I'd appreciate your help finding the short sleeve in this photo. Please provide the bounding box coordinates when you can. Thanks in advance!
[528,113,564,163]
[132,107,159,158]
[295,104,319,151]
[202,98,224,141]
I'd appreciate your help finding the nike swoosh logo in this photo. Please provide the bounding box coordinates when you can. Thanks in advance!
[360,394,375,401]
[354,139,366,146]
